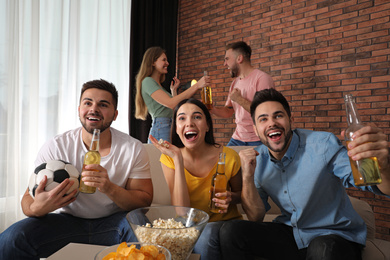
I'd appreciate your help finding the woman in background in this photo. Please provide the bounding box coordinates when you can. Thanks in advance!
[150,98,242,260]
[135,47,210,143]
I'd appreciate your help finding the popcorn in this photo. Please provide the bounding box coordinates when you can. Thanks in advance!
[135,218,199,260]
[158,139,169,148]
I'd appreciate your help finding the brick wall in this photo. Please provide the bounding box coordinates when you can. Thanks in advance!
[177,0,390,241]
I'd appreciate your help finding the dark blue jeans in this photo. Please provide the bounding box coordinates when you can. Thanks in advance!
[0,211,136,260]
[193,221,224,260]
[148,117,172,144]
[220,220,362,260]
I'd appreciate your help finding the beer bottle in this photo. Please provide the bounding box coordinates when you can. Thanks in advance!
[201,71,213,110]
[79,129,101,193]
[209,152,227,213]
[344,94,381,186]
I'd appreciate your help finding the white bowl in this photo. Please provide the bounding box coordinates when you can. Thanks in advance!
[127,206,209,260]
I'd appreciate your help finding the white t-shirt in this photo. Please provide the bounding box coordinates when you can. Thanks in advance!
[34,127,151,218]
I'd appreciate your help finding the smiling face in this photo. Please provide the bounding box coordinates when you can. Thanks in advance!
[78,88,118,134]
[152,53,169,75]
[175,103,209,148]
[224,49,239,78]
[254,101,293,160]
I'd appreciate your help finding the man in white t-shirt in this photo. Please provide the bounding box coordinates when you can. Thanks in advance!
[0,79,153,260]
[211,41,275,146]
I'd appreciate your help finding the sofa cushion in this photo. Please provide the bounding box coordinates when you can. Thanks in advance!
[144,144,171,205]
[349,196,375,240]
[363,239,390,260]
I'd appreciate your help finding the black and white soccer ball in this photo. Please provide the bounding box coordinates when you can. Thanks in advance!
[28,160,80,198]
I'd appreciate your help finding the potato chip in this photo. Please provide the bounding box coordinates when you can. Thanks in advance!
[156,253,166,260]
[102,243,165,260]
[128,252,145,260]
[141,245,159,258]
[102,252,117,260]
[117,242,132,256]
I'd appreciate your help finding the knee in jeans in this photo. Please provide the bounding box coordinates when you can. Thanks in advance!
[307,235,338,260]
[307,235,361,260]
[220,220,242,240]
[309,235,336,249]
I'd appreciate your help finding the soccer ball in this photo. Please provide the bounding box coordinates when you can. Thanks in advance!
[28,160,80,198]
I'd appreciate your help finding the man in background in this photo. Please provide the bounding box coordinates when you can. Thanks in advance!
[211,41,274,146]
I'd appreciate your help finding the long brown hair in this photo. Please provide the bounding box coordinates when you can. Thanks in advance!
[171,98,219,148]
[135,47,166,120]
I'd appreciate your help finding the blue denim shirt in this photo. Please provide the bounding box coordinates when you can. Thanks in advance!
[254,129,385,249]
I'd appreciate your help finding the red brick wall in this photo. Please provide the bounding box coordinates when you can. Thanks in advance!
[177,0,390,241]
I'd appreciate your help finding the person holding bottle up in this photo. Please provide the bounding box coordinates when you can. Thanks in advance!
[201,70,213,110]
[149,98,243,260]
[344,94,382,186]
[219,88,390,260]
[135,46,210,143]
[0,79,153,260]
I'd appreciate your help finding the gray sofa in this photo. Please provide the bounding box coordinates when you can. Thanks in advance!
[144,144,390,260]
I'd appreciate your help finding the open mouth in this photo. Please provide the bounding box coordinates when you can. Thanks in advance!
[87,116,101,122]
[267,131,282,141]
[184,131,198,141]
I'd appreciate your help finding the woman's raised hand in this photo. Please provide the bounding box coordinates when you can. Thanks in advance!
[170,76,180,96]
[149,135,181,159]
[195,75,211,90]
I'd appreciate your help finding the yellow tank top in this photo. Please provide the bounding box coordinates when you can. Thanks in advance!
[160,146,243,222]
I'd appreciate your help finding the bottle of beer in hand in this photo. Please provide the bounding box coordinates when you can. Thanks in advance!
[209,152,227,213]
[201,70,213,110]
[344,94,382,186]
[79,129,101,194]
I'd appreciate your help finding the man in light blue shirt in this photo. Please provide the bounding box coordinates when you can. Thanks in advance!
[220,88,390,260]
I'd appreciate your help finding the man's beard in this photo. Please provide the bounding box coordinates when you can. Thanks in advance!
[260,128,293,154]
[230,63,239,78]
[80,116,114,134]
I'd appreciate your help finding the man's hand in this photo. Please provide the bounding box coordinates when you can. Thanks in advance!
[342,125,390,195]
[229,88,251,112]
[229,88,242,102]
[343,126,389,171]
[239,148,265,221]
[239,148,259,182]
[30,175,77,217]
[81,164,113,194]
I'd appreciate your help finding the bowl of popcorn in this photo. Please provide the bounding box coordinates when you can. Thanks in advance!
[95,242,171,260]
[127,206,209,260]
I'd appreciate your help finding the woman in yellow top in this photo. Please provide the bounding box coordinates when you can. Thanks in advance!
[150,98,242,260]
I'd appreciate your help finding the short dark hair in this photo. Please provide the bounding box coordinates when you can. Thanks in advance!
[250,88,291,123]
[226,41,252,61]
[80,79,119,110]
[171,98,219,148]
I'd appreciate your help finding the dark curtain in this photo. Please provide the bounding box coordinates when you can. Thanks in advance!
[129,0,179,143]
